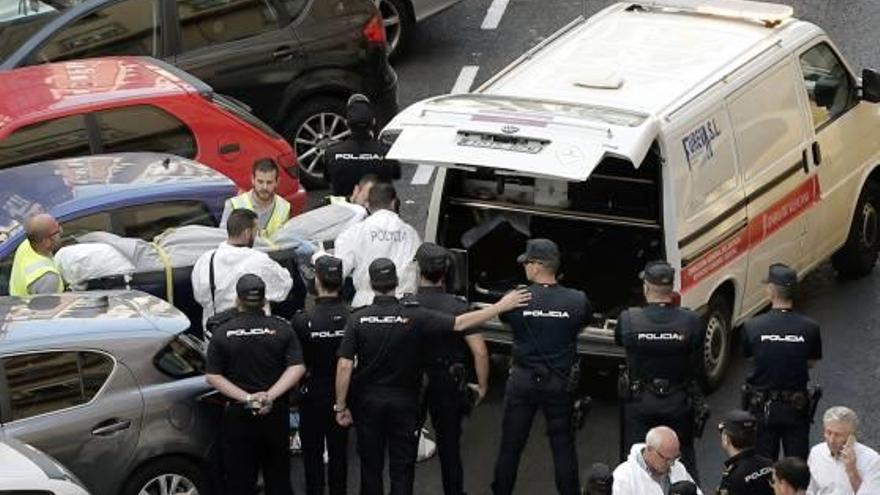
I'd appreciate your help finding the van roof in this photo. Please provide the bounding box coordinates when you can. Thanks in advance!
[483,1,818,117]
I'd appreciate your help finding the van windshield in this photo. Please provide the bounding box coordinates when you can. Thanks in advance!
[428,94,647,128]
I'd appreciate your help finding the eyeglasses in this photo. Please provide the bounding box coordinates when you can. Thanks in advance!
[650,447,681,465]
[47,229,61,239]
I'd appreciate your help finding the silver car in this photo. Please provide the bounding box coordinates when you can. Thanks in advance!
[0,291,219,495]
[379,0,464,56]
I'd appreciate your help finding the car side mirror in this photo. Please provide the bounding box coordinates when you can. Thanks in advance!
[814,76,838,109]
[862,68,880,103]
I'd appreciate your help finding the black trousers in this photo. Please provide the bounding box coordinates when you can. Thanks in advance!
[353,386,419,495]
[426,371,467,495]
[623,390,699,483]
[492,367,579,495]
[222,403,292,495]
[300,388,349,495]
[755,401,810,460]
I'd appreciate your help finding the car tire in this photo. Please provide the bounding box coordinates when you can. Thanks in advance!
[121,456,210,495]
[380,0,414,59]
[831,182,880,278]
[283,96,350,190]
[701,292,732,391]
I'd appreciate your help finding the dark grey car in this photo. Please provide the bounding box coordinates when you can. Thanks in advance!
[0,291,219,495]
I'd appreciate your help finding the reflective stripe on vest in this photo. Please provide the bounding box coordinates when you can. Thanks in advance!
[9,240,63,296]
[229,192,290,237]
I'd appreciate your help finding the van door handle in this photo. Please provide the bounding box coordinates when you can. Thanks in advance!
[812,142,822,166]
[802,149,809,174]
[91,419,131,437]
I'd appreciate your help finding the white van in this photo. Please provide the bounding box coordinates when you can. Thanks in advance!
[381,0,880,387]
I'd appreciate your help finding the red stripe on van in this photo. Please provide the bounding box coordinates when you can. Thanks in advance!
[681,175,819,292]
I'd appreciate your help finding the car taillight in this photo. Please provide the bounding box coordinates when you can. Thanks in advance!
[363,14,386,46]
[278,152,298,179]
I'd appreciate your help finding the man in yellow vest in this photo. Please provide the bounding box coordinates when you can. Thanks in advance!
[220,158,291,238]
[9,213,64,296]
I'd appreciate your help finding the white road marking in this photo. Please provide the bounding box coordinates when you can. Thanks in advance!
[410,65,481,185]
[481,0,511,30]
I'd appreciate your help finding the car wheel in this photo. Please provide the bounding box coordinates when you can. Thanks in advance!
[121,457,209,495]
[701,292,732,391]
[283,96,350,190]
[832,182,880,278]
[379,0,414,59]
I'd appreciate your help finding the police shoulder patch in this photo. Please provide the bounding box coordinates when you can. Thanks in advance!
[401,295,420,307]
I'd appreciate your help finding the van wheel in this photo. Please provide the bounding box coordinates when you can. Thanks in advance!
[701,293,732,391]
[283,96,350,190]
[121,457,210,495]
[832,182,880,278]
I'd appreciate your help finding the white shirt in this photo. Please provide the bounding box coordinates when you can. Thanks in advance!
[191,242,293,328]
[612,444,702,495]
[334,209,420,308]
[808,442,880,495]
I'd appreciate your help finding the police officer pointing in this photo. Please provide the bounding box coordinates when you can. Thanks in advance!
[717,410,774,495]
[292,255,349,495]
[206,274,306,495]
[616,260,704,481]
[491,238,592,495]
[334,258,529,495]
[742,263,822,460]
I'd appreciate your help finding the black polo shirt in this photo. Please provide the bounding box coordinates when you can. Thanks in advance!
[415,287,472,371]
[206,310,304,403]
[323,137,401,197]
[615,303,703,384]
[743,308,821,391]
[291,296,349,394]
[718,449,774,495]
[337,295,455,391]
[501,283,591,373]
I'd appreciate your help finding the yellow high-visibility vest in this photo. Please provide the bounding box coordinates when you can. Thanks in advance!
[9,240,63,296]
[229,192,290,237]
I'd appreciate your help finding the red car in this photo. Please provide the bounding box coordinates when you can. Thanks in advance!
[0,56,307,214]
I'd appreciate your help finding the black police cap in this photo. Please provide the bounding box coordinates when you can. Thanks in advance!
[669,480,698,495]
[415,242,450,273]
[585,462,613,491]
[640,260,675,286]
[369,257,398,285]
[762,262,797,287]
[236,273,265,304]
[347,93,373,126]
[516,238,560,265]
[719,409,758,436]
[314,254,343,286]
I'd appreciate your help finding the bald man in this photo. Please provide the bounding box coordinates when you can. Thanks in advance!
[9,213,64,296]
[612,426,702,495]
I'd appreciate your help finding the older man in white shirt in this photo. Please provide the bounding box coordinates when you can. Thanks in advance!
[192,209,292,334]
[808,406,880,495]
[613,426,702,495]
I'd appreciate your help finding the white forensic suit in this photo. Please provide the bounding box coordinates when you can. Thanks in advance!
[612,443,702,495]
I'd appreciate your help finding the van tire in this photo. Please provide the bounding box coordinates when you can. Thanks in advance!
[832,182,880,278]
[121,456,210,495]
[283,96,349,190]
[701,293,732,391]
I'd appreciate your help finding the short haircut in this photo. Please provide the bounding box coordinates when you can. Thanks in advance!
[773,457,811,490]
[771,283,796,302]
[368,182,397,210]
[536,258,560,275]
[316,272,342,293]
[227,208,258,238]
[724,427,756,451]
[823,406,859,430]
[252,158,279,177]
[358,173,380,187]
[370,278,397,294]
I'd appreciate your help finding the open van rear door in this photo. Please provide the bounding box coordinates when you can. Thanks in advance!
[383,94,659,179]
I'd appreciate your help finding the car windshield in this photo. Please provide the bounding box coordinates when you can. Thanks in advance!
[0,0,74,61]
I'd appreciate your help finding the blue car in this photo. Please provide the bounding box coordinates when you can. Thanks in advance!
[0,152,236,295]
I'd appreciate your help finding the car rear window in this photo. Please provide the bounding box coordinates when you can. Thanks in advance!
[94,105,197,159]
[212,94,281,139]
[154,333,206,378]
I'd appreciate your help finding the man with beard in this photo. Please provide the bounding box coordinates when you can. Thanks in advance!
[221,158,291,238]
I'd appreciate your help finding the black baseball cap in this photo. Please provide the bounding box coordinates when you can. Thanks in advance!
[516,238,560,265]
[585,463,613,491]
[669,480,698,495]
[347,93,373,126]
[315,255,343,286]
[719,409,758,436]
[369,258,398,285]
[640,260,675,286]
[415,243,449,273]
[763,263,797,287]
[236,273,265,305]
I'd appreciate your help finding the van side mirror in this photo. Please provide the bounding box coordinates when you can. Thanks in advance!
[862,68,880,103]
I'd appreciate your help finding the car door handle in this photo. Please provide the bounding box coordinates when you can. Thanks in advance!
[91,419,132,437]
[812,142,822,166]
[272,46,296,60]
[219,143,240,155]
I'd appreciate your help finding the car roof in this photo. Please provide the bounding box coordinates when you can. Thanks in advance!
[0,152,234,252]
[0,57,200,124]
[0,290,190,347]
[485,1,822,117]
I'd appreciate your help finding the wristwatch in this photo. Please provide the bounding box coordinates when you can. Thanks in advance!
[332,403,347,413]
[245,394,252,403]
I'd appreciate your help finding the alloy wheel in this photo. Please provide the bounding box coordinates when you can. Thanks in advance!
[138,473,198,495]
[293,112,351,182]
[379,0,403,55]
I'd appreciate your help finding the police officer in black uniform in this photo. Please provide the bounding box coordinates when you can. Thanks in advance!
[616,260,704,481]
[205,274,306,495]
[742,263,822,460]
[717,409,774,495]
[415,243,490,495]
[323,94,401,197]
[292,255,349,495]
[491,238,591,495]
[334,258,529,495]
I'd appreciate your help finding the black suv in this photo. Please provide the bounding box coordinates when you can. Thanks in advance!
[0,0,398,187]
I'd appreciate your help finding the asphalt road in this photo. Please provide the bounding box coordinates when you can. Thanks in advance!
[293,1,880,493]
